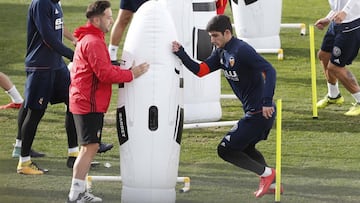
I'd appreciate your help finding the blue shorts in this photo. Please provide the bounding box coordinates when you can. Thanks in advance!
[73,113,104,145]
[120,0,147,12]
[321,19,360,67]
[219,107,276,151]
[24,67,70,109]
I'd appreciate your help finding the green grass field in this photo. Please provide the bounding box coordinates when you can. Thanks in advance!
[1,0,360,202]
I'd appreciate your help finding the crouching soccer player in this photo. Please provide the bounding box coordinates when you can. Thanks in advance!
[172,15,282,197]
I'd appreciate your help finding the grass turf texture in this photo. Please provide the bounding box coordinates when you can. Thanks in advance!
[1,0,360,202]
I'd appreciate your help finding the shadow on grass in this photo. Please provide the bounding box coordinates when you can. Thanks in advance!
[1,158,360,202]
[179,163,360,203]
[282,107,360,133]
[283,166,360,203]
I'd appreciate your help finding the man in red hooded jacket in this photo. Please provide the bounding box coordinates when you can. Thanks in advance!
[67,1,149,202]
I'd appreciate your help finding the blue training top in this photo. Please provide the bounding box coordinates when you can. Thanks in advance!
[25,0,73,70]
[174,37,276,113]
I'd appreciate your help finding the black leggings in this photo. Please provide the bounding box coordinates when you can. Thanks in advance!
[19,107,45,157]
[17,104,78,157]
[217,144,268,176]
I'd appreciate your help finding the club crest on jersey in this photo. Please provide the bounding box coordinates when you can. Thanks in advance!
[229,56,235,67]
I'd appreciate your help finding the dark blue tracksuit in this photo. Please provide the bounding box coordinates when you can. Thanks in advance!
[174,36,276,175]
[25,0,74,109]
[19,0,77,157]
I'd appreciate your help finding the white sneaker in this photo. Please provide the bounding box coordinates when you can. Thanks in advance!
[67,191,102,203]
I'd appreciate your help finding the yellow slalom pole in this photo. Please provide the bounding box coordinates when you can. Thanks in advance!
[309,25,318,119]
[275,99,282,203]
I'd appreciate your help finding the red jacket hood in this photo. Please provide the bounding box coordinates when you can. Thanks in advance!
[74,22,104,41]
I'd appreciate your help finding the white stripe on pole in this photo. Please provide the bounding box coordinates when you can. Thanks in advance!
[86,176,191,193]
[220,94,237,99]
[183,121,237,129]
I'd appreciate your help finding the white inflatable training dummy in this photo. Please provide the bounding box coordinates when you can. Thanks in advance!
[231,0,282,49]
[162,0,222,123]
[116,1,183,202]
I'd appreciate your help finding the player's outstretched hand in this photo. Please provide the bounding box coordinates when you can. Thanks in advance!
[314,17,330,30]
[130,62,149,79]
[172,41,182,53]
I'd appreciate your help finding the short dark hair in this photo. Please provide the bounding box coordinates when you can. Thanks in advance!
[206,15,233,34]
[86,0,111,19]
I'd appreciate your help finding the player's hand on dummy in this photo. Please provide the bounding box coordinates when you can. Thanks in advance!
[262,106,275,119]
[172,41,182,52]
[130,61,149,79]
